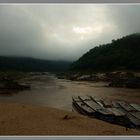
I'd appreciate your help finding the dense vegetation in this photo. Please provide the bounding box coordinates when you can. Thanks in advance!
[0,56,71,72]
[70,33,140,72]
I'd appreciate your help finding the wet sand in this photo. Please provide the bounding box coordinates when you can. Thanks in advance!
[0,102,140,135]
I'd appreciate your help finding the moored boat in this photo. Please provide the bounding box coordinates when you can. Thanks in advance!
[72,96,95,116]
[72,95,140,130]
[107,107,125,117]
[130,104,140,112]
[79,96,115,122]
[130,112,140,120]
[118,101,137,112]
[79,95,103,111]
[101,99,112,108]
[113,101,140,128]
[112,100,121,108]
[127,113,140,129]
[90,96,104,107]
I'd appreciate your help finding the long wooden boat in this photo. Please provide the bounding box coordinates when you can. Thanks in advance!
[130,112,140,120]
[118,101,137,112]
[115,101,140,128]
[72,102,85,114]
[72,96,95,116]
[72,96,140,129]
[79,96,103,111]
[127,113,140,129]
[79,96,126,119]
[90,96,104,107]
[130,104,140,112]
[72,96,85,114]
[112,101,129,113]
[79,96,115,122]
[107,107,125,117]
[112,100,121,108]
[101,99,112,108]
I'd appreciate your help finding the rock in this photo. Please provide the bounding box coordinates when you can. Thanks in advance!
[108,77,140,89]
[0,80,30,90]
[77,75,91,81]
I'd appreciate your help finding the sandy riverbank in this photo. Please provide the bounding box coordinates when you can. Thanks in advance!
[0,102,140,135]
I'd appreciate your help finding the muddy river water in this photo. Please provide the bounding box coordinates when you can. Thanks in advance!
[0,73,140,111]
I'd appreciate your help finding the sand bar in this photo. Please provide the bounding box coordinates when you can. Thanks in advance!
[0,102,140,135]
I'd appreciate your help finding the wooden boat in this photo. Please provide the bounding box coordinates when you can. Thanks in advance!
[112,101,121,108]
[90,96,104,107]
[72,96,95,116]
[72,96,140,129]
[95,108,115,122]
[107,107,128,125]
[97,108,113,116]
[130,104,140,112]
[78,95,90,101]
[79,96,115,122]
[79,95,103,111]
[127,113,140,129]
[101,99,112,108]
[115,101,140,128]
[118,101,137,112]
[130,112,140,120]
[72,102,85,114]
[112,101,133,113]
[72,96,86,115]
[107,107,125,117]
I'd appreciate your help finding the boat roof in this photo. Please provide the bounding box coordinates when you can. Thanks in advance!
[118,101,136,112]
[79,96,103,110]
[79,95,91,101]
[72,96,81,102]
[82,105,94,113]
[101,99,112,107]
[127,114,140,126]
[76,101,94,113]
[96,101,104,107]
[130,112,140,120]
[85,101,102,110]
[112,101,120,108]
[97,108,113,115]
[90,96,104,107]
[90,96,103,102]
[130,104,140,112]
[107,108,125,116]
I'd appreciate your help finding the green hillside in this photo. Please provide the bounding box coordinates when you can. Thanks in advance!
[70,33,140,72]
[0,56,71,72]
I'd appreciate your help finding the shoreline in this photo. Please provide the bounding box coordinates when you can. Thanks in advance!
[0,102,140,135]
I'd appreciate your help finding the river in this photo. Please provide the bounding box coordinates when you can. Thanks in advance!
[0,72,140,111]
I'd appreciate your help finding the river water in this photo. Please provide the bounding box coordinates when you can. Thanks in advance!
[0,73,140,111]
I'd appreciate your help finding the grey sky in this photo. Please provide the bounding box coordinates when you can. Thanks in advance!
[0,4,140,61]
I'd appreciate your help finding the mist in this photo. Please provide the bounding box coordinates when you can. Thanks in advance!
[0,4,140,61]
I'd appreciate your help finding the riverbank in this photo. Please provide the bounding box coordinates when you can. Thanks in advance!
[56,71,140,89]
[0,102,140,135]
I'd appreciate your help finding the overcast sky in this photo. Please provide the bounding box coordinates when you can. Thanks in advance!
[0,4,140,61]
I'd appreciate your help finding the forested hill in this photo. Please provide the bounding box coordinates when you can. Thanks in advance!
[70,33,140,72]
[0,56,72,72]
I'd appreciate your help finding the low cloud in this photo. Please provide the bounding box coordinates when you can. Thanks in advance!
[0,4,140,60]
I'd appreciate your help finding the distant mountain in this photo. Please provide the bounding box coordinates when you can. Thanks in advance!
[0,56,72,72]
[70,33,140,72]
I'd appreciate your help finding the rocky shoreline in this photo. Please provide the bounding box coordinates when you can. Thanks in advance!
[56,71,140,89]
[0,71,140,91]
[0,71,30,92]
